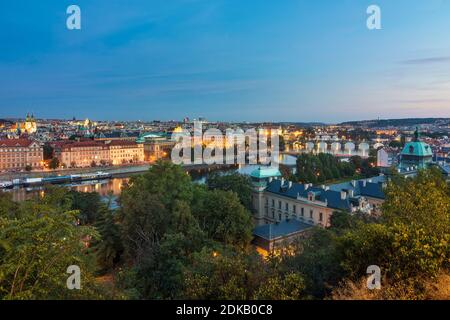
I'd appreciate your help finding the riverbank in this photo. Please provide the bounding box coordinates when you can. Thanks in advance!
[0,162,240,181]
[0,164,151,180]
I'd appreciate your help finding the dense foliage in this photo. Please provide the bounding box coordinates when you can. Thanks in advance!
[0,188,104,299]
[295,153,379,184]
[0,162,448,300]
[93,162,312,299]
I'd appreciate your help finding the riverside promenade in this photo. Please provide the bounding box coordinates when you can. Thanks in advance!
[0,162,238,181]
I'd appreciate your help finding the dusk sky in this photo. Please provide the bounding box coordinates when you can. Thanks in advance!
[1,0,450,122]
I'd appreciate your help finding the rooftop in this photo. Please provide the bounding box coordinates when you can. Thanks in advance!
[401,127,433,157]
[0,139,37,148]
[250,166,282,179]
[265,175,386,211]
[253,219,313,241]
[401,141,433,157]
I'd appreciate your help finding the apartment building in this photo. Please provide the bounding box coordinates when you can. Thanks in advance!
[55,140,144,168]
[0,139,43,171]
[57,141,109,168]
[106,140,144,165]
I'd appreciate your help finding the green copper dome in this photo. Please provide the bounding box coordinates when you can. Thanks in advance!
[400,128,432,157]
[250,166,282,179]
[401,141,432,157]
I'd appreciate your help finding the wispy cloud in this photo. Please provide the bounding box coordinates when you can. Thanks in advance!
[401,56,450,65]
[394,98,449,104]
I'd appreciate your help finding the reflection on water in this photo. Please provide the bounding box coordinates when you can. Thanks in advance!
[2,178,129,202]
[2,154,298,202]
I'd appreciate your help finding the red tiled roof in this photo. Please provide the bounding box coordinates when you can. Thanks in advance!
[61,141,108,151]
[0,139,37,148]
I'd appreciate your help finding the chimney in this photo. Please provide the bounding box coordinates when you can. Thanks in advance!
[351,180,357,187]
[362,180,367,187]
[281,178,285,185]
[348,189,354,197]
[269,177,273,183]
[340,190,347,200]
[288,181,293,188]
[304,184,309,191]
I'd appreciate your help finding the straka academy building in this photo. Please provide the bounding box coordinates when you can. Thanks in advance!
[250,167,386,253]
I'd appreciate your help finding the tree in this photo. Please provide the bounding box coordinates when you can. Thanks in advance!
[49,158,60,170]
[254,272,306,300]
[206,172,253,211]
[283,227,346,298]
[296,153,357,184]
[92,206,123,271]
[334,169,450,298]
[25,165,32,172]
[380,168,450,280]
[69,191,102,225]
[123,161,193,212]
[120,192,167,263]
[192,189,253,248]
[0,189,102,299]
[183,247,263,300]
[43,145,54,160]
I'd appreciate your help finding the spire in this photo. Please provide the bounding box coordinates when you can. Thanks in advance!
[414,127,420,142]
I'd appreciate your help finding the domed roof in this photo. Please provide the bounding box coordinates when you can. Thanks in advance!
[250,166,282,179]
[401,128,432,157]
[401,141,432,157]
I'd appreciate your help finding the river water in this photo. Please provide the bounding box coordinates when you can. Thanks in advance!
[1,155,297,203]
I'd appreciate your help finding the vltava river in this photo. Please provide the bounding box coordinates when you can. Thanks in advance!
[2,155,297,203]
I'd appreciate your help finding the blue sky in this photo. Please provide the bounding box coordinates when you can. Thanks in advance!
[1,0,450,122]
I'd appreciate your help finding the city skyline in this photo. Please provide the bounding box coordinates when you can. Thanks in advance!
[1,0,450,122]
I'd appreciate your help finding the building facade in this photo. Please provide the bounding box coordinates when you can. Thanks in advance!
[0,139,43,171]
[55,140,144,168]
[57,141,110,168]
[377,147,399,168]
[106,140,144,165]
[138,133,175,162]
[251,167,386,228]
